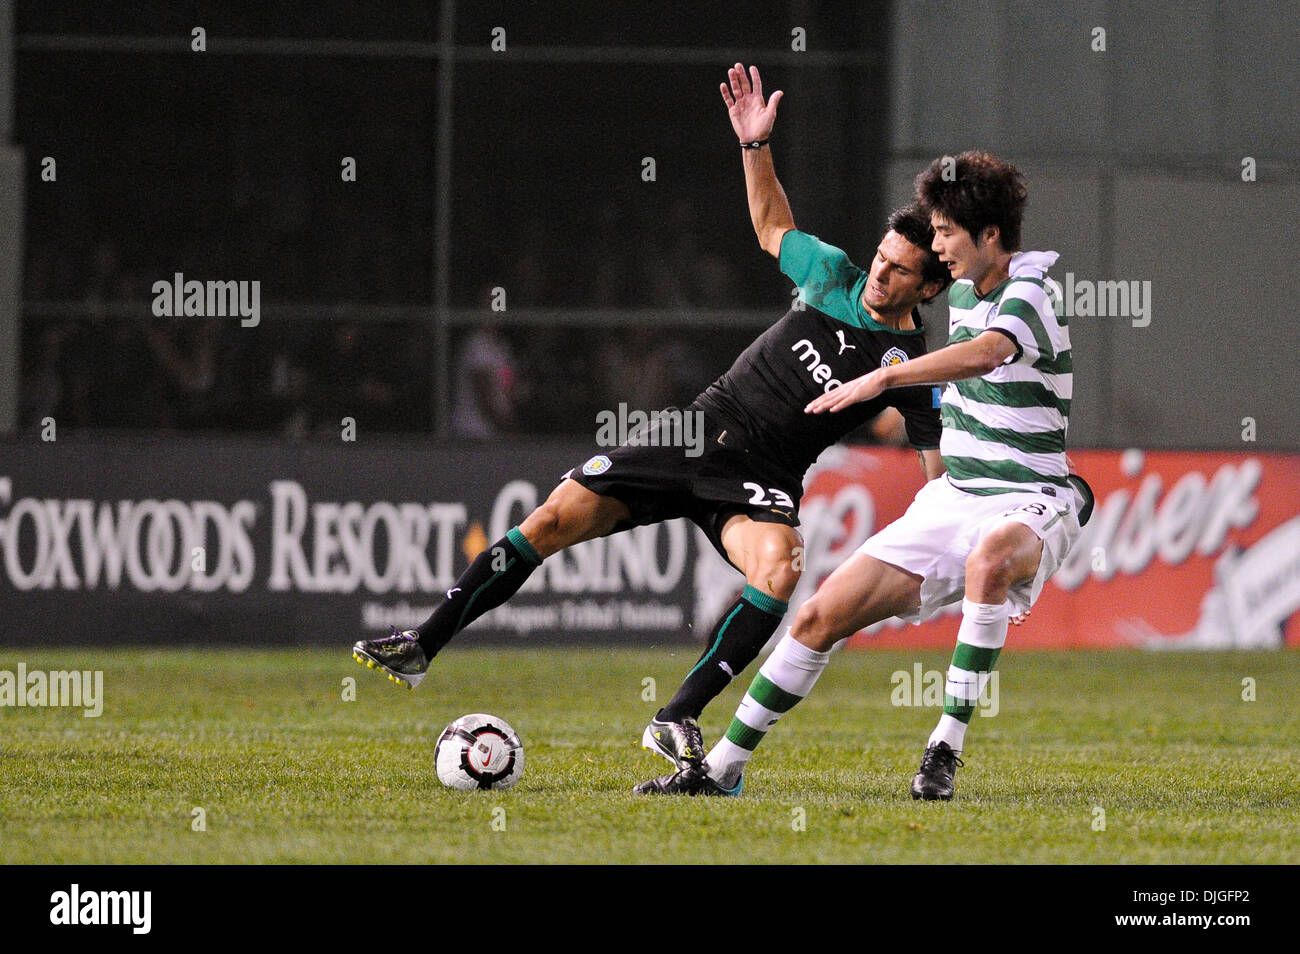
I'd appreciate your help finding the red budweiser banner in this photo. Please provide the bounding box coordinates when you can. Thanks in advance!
[791,447,1300,651]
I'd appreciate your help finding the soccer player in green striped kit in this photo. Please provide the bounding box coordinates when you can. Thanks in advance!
[637,150,1093,799]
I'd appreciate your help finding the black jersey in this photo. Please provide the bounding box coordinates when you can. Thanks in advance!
[694,229,942,476]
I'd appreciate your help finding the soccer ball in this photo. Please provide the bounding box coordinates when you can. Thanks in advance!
[435,713,525,790]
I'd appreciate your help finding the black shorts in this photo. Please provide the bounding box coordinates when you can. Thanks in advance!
[566,412,804,569]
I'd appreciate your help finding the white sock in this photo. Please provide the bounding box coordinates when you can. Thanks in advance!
[705,632,831,788]
[956,599,1010,649]
[927,600,1009,754]
[928,713,970,752]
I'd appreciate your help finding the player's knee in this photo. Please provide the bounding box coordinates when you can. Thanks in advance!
[790,598,835,651]
[755,563,800,602]
[966,539,1017,591]
[750,532,802,600]
[520,500,570,556]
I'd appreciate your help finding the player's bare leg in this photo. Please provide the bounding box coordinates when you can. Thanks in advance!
[686,554,920,789]
[638,552,922,795]
[720,515,803,603]
[642,516,802,773]
[353,478,629,689]
[913,521,1044,800]
[790,552,923,652]
[964,521,1043,605]
[516,478,631,558]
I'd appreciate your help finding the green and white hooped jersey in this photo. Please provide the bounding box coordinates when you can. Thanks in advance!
[940,259,1071,495]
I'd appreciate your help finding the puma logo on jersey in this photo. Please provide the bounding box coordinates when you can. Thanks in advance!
[790,339,844,393]
[835,330,856,354]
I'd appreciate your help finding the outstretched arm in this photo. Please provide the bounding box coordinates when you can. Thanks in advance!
[806,331,1017,415]
[721,63,793,258]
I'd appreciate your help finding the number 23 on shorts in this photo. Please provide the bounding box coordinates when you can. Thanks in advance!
[743,482,795,509]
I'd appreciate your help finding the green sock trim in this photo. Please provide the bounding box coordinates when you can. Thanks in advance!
[952,643,1001,673]
[685,603,744,680]
[506,526,543,566]
[725,717,766,751]
[749,672,802,713]
[741,584,789,617]
[942,696,976,722]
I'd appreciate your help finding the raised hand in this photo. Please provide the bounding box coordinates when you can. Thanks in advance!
[720,62,782,142]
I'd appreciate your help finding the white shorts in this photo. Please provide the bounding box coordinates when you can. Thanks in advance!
[859,476,1083,623]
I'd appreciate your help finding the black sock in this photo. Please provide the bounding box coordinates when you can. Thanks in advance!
[658,584,789,723]
[415,527,543,656]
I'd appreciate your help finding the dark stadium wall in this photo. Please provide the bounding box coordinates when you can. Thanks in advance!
[884,0,1300,451]
[0,148,22,434]
[0,1,20,434]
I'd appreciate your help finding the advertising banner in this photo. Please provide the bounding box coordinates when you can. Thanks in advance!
[0,439,693,646]
[1,439,1295,650]
[790,448,1300,651]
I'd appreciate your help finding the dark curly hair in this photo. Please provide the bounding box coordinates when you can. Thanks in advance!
[914,151,1027,252]
[886,203,952,301]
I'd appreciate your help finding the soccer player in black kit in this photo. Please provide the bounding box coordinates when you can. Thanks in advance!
[353,62,951,780]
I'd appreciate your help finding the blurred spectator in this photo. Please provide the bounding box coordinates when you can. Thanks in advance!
[18,322,70,429]
[640,200,740,309]
[450,323,520,439]
[142,316,220,429]
[18,138,761,438]
[592,327,714,415]
[581,200,633,307]
[299,323,402,437]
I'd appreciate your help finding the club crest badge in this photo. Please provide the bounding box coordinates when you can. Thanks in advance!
[582,455,612,476]
[881,347,909,368]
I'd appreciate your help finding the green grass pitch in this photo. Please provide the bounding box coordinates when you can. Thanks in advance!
[1,647,1296,864]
